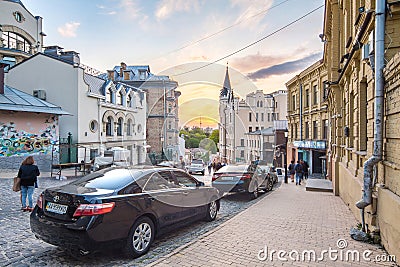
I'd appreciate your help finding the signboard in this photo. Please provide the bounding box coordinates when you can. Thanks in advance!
[292,140,326,150]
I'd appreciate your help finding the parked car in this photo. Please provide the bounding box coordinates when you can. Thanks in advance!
[187,159,205,175]
[30,166,220,258]
[258,165,278,189]
[211,164,270,199]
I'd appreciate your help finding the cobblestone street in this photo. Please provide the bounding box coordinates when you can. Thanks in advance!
[0,172,269,266]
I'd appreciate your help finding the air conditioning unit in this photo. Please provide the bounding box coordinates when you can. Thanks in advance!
[33,89,46,100]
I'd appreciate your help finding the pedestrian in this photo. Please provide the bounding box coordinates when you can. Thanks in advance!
[208,161,213,175]
[288,160,295,183]
[301,160,309,180]
[294,160,303,185]
[216,161,222,171]
[17,156,40,212]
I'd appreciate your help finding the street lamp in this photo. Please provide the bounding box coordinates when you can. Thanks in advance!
[284,130,289,184]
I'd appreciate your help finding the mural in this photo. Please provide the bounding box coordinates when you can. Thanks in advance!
[0,114,58,157]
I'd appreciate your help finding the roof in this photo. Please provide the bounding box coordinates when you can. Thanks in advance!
[247,127,275,136]
[0,85,69,115]
[83,73,106,95]
[4,0,25,7]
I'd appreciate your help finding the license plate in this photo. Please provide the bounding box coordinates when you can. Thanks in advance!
[221,176,235,181]
[46,202,68,214]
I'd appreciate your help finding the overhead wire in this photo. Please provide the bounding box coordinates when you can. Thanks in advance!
[171,4,325,77]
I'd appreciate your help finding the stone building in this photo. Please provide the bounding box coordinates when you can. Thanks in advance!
[0,0,44,64]
[219,66,288,164]
[105,63,181,163]
[6,47,147,166]
[286,60,329,176]
[323,0,400,261]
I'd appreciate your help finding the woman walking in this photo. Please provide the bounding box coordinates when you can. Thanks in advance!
[17,156,40,212]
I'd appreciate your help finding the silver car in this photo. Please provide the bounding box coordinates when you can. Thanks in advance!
[187,159,205,175]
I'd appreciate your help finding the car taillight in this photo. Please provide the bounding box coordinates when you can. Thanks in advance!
[240,174,252,180]
[37,194,43,209]
[73,202,115,217]
[212,174,221,181]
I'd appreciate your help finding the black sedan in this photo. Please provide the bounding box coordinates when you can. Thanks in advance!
[211,164,270,199]
[30,166,220,258]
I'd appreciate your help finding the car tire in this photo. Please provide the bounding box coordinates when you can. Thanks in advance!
[249,183,259,200]
[202,171,205,176]
[124,216,155,258]
[267,177,273,191]
[204,199,218,221]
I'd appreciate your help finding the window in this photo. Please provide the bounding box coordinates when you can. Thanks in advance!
[323,81,329,101]
[1,31,32,53]
[272,113,275,121]
[118,91,124,105]
[249,127,253,133]
[117,118,123,136]
[260,101,263,107]
[305,89,310,107]
[313,121,318,139]
[305,122,310,139]
[268,113,270,121]
[249,112,252,122]
[106,116,113,136]
[256,101,259,107]
[139,70,146,80]
[240,139,244,146]
[172,171,198,187]
[127,119,132,136]
[89,120,98,132]
[143,172,178,191]
[107,88,114,103]
[127,94,132,107]
[240,150,244,158]
[256,113,259,122]
[292,95,296,110]
[323,119,329,139]
[261,113,264,122]
[256,127,259,131]
[313,85,318,105]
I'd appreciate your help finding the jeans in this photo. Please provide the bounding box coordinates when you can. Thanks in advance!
[295,173,303,184]
[21,186,35,208]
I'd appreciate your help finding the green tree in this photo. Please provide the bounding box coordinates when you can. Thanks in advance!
[209,129,219,146]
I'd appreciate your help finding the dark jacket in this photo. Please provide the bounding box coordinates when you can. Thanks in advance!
[18,165,40,187]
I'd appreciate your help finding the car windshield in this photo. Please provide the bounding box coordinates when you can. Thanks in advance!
[191,160,203,164]
[71,168,139,190]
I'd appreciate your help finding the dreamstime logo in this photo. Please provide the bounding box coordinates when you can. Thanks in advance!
[257,239,396,263]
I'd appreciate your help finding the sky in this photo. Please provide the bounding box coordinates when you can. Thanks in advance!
[22,0,325,128]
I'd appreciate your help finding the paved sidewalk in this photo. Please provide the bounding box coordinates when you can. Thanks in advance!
[149,182,397,267]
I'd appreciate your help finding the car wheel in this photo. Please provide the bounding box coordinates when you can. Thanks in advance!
[267,177,274,191]
[249,183,259,200]
[204,199,218,221]
[124,216,155,258]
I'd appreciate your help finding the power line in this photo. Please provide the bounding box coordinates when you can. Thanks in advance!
[172,4,324,77]
[145,0,293,62]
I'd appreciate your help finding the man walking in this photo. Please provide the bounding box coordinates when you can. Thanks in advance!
[294,160,303,185]
[288,160,295,183]
[301,160,309,180]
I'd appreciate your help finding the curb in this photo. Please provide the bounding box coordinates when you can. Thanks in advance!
[145,181,284,267]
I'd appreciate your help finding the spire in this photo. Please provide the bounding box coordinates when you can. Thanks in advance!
[220,62,232,98]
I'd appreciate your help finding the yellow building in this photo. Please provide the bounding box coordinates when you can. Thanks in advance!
[286,60,329,177]
[323,0,400,261]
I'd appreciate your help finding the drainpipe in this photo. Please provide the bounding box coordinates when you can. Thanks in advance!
[356,0,386,211]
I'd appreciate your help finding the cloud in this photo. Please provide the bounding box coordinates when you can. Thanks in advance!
[119,0,141,19]
[57,22,80,38]
[155,0,200,20]
[247,52,322,81]
[230,0,273,29]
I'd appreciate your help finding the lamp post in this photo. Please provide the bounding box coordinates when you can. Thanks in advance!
[284,130,289,184]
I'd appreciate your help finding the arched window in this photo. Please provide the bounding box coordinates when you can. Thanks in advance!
[127,119,132,136]
[127,94,132,107]
[106,88,114,103]
[1,31,32,53]
[256,101,259,107]
[117,91,124,105]
[117,118,123,136]
[106,116,113,136]
[260,101,263,107]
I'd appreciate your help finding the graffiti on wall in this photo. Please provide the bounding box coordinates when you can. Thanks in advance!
[0,116,58,157]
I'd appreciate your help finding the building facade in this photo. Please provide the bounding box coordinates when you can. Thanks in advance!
[219,66,288,164]
[105,63,181,163]
[0,65,68,170]
[6,47,147,165]
[286,60,329,176]
[0,0,44,65]
[323,0,400,261]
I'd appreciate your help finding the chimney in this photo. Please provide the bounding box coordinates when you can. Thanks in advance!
[60,51,80,65]
[44,45,63,56]
[0,63,9,95]
[120,62,127,77]
[107,70,114,81]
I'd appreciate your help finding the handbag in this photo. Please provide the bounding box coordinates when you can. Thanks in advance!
[13,177,21,192]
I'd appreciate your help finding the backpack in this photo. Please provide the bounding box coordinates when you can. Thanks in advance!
[295,163,303,173]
